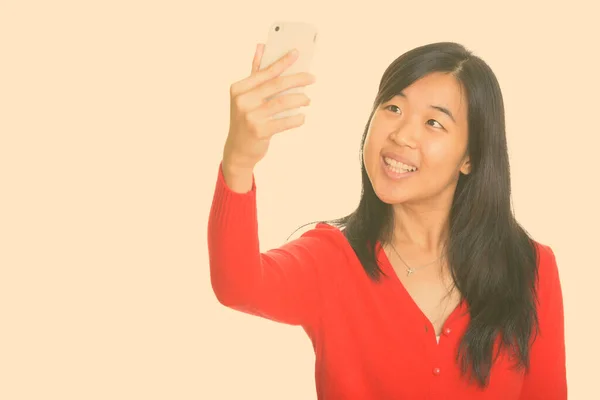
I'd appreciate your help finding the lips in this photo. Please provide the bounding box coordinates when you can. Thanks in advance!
[383,157,418,173]
[380,156,418,180]
[381,151,418,169]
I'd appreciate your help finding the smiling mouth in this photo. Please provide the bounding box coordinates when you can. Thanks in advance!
[383,156,418,173]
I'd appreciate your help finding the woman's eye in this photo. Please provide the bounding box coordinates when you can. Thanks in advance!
[384,106,445,130]
[427,119,444,129]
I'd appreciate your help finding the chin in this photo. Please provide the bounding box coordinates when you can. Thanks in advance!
[376,193,411,205]
[371,180,412,205]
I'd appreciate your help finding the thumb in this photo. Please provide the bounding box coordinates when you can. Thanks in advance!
[251,43,265,74]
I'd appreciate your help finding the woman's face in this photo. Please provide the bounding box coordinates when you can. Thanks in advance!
[363,72,471,206]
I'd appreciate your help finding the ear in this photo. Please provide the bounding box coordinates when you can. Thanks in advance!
[460,156,471,175]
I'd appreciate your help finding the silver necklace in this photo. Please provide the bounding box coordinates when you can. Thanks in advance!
[389,241,444,277]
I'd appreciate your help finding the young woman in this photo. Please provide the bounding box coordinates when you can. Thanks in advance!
[207,42,567,399]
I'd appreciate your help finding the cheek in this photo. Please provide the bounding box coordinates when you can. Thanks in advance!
[363,133,383,167]
[363,119,388,163]
[421,140,464,172]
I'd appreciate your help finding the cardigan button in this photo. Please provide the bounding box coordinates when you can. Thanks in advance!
[443,327,452,336]
[433,367,441,376]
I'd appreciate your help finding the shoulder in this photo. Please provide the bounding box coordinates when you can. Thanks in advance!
[295,222,348,247]
[531,240,563,305]
[532,240,560,281]
[281,222,351,260]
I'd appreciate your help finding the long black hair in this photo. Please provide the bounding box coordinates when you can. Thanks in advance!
[290,41,540,388]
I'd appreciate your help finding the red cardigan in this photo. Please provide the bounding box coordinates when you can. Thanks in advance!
[207,163,567,400]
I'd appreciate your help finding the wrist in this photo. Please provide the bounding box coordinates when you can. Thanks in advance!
[221,159,255,193]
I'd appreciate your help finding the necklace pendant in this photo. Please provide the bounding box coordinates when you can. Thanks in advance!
[407,268,414,276]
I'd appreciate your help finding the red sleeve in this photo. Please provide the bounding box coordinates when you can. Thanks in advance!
[207,162,341,329]
[519,244,568,399]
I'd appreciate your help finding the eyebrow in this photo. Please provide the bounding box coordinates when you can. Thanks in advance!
[394,92,456,123]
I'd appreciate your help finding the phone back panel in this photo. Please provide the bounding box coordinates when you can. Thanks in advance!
[259,21,317,75]
[259,21,318,118]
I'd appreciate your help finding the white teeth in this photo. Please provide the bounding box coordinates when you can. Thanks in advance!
[384,157,417,172]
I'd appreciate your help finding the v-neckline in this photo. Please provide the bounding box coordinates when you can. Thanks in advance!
[375,241,468,332]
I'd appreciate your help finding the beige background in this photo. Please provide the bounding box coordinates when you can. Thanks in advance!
[2,1,598,399]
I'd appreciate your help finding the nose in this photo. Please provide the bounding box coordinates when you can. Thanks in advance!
[389,124,418,148]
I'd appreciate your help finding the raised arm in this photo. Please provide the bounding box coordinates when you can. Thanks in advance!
[519,244,567,399]
[207,44,330,328]
[208,162,341,328]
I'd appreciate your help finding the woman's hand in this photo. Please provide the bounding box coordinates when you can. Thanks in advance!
[221,44,316,191]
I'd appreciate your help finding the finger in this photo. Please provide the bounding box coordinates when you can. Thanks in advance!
[251,43,265,74]
[263,113,306,136]
[232,48,299,96]
[253,72,315,102]
[233,74,314,116]
[254,92,311,119]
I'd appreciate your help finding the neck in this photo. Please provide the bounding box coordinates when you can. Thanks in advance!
[391,202,450,256]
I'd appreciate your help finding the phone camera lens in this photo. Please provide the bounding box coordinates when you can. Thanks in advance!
[275,26,280,31]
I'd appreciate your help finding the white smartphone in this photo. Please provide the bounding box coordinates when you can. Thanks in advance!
[258,21,318,119]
